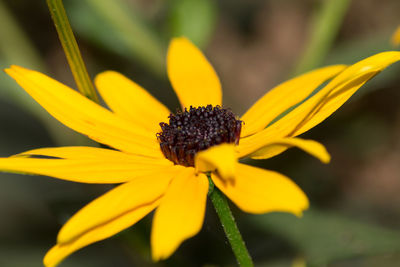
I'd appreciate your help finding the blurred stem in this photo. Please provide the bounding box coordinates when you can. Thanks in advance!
[208,175,254,267]
[292,0,351,76]
[0,0,79,145]
[168,0,217,48]
[85,0,166,76]
[46,0,99,103]
[0,0,44,69]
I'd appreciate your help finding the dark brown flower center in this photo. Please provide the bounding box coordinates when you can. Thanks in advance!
[157,105,242,167]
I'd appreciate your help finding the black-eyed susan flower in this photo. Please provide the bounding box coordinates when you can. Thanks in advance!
[1,37,399,267]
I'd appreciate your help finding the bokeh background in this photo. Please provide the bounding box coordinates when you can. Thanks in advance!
[1,0,400,266]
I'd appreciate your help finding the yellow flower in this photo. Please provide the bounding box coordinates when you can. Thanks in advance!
[1,37,400,267]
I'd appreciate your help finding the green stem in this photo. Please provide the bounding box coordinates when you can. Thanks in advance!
[46,0,99,103]
[292,0,351,76]
[208,175,254,267]
[0,1,44,70]
[85,0,166,77]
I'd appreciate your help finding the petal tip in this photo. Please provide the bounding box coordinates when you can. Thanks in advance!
[57,224,76,244]
[151,231,180,262]
[317,145,331,164]
[170,36,190,44]
[94,70,118,81]
[151,251,164,262]
[94,70,117,87]
[293,201,309,218]
[4,65,17,75]
[3,68,11,75]
[287,182,309,217]
[43,245,60,267]
[4,65,31,78]
[56,232,67,245]
[9,65,28,72]
[168,37,192,57]
[151,241,179,262]
[322,153,331,164]
[294,211,304,218]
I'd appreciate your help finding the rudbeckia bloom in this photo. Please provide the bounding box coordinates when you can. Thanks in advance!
[1,37,399,267]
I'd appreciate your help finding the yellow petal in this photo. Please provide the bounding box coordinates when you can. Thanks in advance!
[14,146,167,162]
[291,51,400,136]
[241,65,347,137]
[0,155,174,184]
[391,26,400,47]
[239,72,376,147]
[95,71,170,133]
[194,143,237,181]
[5,65,162,157]
[242,51,400,151]
[167,37,222,108]
[237,137,330,163]
[212,163,309,215]
[58,166,184,244]
[151,168,208,261]
[44,199,160,267]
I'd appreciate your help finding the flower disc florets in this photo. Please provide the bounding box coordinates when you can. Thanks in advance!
[157,105,242,167]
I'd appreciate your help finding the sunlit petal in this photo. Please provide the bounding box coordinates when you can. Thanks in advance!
[241,65,346,137]
[241,51,400,158]
[212,163,309,215]
[58,166,184,244]
[95,71,170,133]
[167,37,222,108]
[151,168,208,261]
[286,52,400,137]
[5,65,162,157]
[44,199,160,267]
[238,137,330,163]
[195,143,237,181]
[14,146,167,162]
[0,155,174,184]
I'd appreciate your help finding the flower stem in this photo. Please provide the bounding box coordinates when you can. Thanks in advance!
[46,0,99,103]
[85,0,166,77]
[207,175,254,267]
[292,0,350,76]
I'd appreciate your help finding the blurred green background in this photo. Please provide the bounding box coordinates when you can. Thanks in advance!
[1,0,400,266]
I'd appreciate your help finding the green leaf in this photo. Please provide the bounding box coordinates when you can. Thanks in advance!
[250,208,400,266]
[67,0,166,76]
[168,0,217,48]
[292,0,350,76]
[0,2,78,145]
